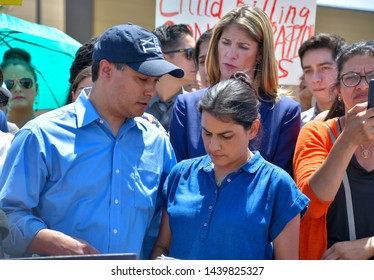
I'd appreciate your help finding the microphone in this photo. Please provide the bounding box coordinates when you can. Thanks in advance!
[0,209,9,259]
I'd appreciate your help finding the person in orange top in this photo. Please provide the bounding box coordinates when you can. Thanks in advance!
[293,41,374,260]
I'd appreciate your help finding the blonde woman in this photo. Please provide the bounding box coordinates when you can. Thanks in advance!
[169,5,301,176]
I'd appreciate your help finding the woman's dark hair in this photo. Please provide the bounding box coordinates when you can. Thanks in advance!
[3,48,31,63]
[324,95,345,120]
[194,28,213,65]
[71,66,92,94]
[198,71,262,148]
[1,48,37,81]
[336,41,374,79]
[325,41,374,120]
[69,36,99,84]
[65,36,99,104]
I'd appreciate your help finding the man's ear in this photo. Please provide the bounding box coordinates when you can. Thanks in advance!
[100,60,112,80]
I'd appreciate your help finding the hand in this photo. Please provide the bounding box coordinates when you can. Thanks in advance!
[53,235,100,256]
[322,237,374,260]
[341,102,374,147]
[28,229,100,256]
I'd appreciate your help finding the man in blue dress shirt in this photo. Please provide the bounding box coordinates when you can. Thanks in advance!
[0,23,184,259]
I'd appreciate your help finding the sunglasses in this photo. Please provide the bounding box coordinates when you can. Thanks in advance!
[163,48,195,61]
[0,94,9,107]
[4,78,34,91]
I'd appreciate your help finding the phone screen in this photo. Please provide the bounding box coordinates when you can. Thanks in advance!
[368,79,374,109]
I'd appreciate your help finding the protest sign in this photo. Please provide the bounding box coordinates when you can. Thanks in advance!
[156,0,316,85]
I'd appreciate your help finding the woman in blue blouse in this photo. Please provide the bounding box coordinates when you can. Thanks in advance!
[169,5,300,176]
[151,72,309,260]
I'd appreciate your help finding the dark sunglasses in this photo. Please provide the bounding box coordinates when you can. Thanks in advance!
[0,94,9,107]
[4,78,34,91]
[163,48,195,61]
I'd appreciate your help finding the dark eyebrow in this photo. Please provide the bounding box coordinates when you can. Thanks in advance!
[303,61,334,70]
[202,126,233,136]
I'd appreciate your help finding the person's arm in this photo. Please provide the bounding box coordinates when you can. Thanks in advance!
[322,237,374,260]
[169,95,188,162]
[149,208,172,259]
[273,214,301,260]
[28,229,99,256]
[308,104,374,201]
[264,97,300,176]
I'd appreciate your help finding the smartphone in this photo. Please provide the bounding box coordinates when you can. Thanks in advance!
[368,79,374,109]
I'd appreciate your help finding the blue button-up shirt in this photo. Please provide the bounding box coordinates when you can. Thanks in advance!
[0,91,176,258]
[163,152,309,259]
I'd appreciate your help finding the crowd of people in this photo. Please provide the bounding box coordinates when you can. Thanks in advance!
[0,4,373,260]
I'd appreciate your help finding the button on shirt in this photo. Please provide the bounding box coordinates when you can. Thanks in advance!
[0,91,176,258]
[162,152,309,260]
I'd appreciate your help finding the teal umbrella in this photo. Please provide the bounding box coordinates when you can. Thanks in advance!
[0,13,82,110]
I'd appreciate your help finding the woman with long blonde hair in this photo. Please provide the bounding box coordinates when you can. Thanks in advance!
[169,5,301,176]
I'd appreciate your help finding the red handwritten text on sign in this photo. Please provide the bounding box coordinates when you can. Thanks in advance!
[156,0,316,85]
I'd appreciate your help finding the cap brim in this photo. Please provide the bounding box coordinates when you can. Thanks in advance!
[127,59,184,78]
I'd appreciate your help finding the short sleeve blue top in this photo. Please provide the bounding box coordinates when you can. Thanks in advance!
[162,152,309,260]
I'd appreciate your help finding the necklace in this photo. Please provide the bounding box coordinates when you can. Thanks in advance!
[360,141,374,159]
[214,179,222,187]
[215,179,222,187]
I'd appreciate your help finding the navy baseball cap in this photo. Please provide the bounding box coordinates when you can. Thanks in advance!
[93,23,184,78]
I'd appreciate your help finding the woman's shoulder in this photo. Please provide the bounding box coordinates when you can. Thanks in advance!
[298,119,338,144]
[302,118,337,131]
[176,87,207,103]
[176,155,209,168]
[277,94,300,109]
[259,87,299,105]
[259,91,300,112]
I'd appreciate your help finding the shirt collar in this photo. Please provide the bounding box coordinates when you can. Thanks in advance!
[74,88,100,128]
[148,88,185,108]
[74,88,137,131]
[313,104,321,117]
[200,151,264,174]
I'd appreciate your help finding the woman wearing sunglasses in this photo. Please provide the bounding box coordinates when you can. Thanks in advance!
[169,5,301,176]
[294,41,374,260]
[1,48,38,129]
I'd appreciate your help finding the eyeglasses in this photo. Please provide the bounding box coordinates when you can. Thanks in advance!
[340,72,374,87]
[163,48,195,61]
[0,94,9,107]
[4,78,34,91]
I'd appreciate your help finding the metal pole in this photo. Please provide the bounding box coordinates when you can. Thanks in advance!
[36,0,41,24]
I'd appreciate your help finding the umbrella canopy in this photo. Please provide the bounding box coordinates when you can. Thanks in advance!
[0,13,82,110]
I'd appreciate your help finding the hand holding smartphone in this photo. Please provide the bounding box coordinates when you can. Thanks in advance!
[368,79,374,109]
